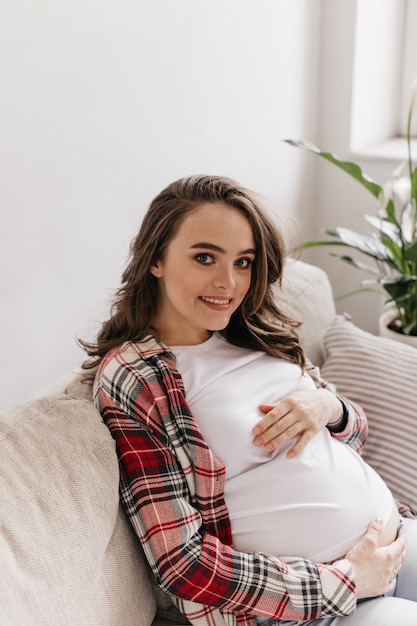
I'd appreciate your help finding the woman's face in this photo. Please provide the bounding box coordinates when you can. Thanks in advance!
[150,202,256,345]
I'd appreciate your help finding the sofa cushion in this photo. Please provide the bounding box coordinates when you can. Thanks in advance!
[66,372,94,401]
[321,314,417,514]
[63,378,191,626]
[0,394,157,626]
[276,259,336,367]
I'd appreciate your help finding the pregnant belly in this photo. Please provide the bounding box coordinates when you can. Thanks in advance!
[224,432,396,563]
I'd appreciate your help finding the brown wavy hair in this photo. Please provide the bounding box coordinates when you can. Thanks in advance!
[80,175,305,377]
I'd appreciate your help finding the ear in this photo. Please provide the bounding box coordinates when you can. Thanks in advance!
[150,261,163,278]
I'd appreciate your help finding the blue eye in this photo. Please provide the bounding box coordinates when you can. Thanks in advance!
[196,253,213,264]
[235,258,253,268]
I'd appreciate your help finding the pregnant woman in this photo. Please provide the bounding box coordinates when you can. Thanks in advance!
[82,175,417,625]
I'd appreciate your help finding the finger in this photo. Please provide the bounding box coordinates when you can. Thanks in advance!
[286,430,314,458]
[368,518,384,532]
[364,518,384,543]
[393,534,407,567]
[255,419,302,451]
[253,405,279,436]
[258,403,275,415]
[348,518,383,556]
[253,404,290,439]
[255,403,290,429]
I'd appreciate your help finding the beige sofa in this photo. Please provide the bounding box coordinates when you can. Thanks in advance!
[1,260,416,626]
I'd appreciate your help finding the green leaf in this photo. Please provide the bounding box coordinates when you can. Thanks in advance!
[404,238,417,265]
[411,166,417,205]
[384,198,399,225]
[380,275,416,301]
[379,232,404,270]
[303,239,346,249]
[283,139,383,198]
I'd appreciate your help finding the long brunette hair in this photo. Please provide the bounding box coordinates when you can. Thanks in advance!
[80,175,305,376]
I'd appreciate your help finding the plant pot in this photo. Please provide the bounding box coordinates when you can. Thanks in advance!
[379,308,417,348]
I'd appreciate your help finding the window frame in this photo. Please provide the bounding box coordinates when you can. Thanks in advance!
[399,0,417,136]
[350,0,417,160]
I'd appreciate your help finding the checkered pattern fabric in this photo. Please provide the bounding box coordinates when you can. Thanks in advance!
[95,334,367,626]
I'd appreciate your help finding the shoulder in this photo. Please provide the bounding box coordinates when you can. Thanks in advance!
[95,335,177,407]
[98,335,173,378]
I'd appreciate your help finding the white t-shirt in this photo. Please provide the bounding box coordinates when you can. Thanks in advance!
[171,333,394,563]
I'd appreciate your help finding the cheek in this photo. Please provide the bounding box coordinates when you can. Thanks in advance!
[233,276,252,308]
[241,273,252,295]
[172,271,201,298]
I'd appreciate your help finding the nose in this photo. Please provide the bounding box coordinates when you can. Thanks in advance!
[212,264,236,290]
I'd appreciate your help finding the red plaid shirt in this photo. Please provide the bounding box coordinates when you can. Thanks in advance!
[94,334,368,626]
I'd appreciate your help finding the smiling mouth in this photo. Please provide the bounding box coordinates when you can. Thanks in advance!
[200,296,232,305]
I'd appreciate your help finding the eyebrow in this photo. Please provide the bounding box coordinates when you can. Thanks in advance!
[190,242,256,255]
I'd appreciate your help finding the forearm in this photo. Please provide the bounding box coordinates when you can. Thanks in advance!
[306,362,368,452]
[328,391,368,452]
[126,477,356,621]
[116,428,357,621]
[326,396,347,433]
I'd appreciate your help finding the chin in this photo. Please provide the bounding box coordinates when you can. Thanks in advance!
[207,323,229,332]
[204,314,234,333]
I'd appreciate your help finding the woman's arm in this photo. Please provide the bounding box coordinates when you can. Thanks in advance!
[100,398,356,622]
[94,351,357,622]
[306,361,368,452]
[253,362,368,457]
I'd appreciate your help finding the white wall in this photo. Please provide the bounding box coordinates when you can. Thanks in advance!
[1,0,323,409]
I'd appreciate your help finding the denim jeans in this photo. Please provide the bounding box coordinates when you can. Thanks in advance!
[256,517,417,626]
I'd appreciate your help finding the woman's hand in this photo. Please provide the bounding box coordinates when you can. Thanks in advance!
[344,519,406,599]
[252,389,344,457]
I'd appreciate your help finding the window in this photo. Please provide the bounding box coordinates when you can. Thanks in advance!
[399,0,417,136]
[350,0,417,158]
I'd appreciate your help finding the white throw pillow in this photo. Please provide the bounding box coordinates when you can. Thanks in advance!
[321,314,417,514]
[0,394,156,626]
[277,259,336,367]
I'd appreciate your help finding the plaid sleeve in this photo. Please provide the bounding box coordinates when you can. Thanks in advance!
[306,361,368,453]
[95,348,357,622]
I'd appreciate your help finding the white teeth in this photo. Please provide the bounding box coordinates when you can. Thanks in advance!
[201,297,231,305]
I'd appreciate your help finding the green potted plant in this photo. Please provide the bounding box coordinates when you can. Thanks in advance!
[284,77,417,341]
